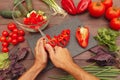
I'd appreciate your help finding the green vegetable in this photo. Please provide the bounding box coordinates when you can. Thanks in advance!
[0,53,10,70]
[25,0,33,12]
[42,0,67,17]
[14,0,28,16]
[0,10,21,19]
[49,65,120,80]
[94,28,120,52]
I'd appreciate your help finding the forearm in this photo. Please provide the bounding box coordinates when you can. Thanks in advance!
[18,63,44,80]
[64,63,100,80]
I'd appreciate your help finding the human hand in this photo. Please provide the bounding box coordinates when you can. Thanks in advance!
[45,44,74,70]
[34,37,47,69]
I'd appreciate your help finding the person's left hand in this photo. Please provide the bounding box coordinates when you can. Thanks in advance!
[34,37,48,69]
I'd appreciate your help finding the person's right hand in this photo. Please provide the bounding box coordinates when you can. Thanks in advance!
[45,44,74,70]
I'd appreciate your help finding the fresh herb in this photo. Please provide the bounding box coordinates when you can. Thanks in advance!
[49,65,120,80]
[94,28,120,52]
[0,53,10,70]
[42,0,67,17]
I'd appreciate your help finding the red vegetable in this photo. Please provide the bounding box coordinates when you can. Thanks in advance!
[2,47,9,52]
[47,29,71,47]
[2,42,9,47]
[110,17,120,30]
[76,26,89,48]
[101,0,113,10]
[88,2,105,17]
[2,31,9,37]
[7,22,17,31]
[105,7,120,20]
[77,0,91,14]
[0,36,6,42]
[61,0,77,15]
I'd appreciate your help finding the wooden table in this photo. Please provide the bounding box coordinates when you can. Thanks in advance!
[0,0,120,80]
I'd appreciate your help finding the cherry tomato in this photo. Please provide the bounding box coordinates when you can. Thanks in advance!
[30,12,37,18]
[2,31,9,37]
[2,47,9,52]
[9,32,14,37]
[101,0,113,10]
[105,7,120,20]
[11,33,18,39]
[13,28,19,34]
[0,36,6,42]
[2,42,9,47]
[110,18,120,30]
[7,22,17,31]
[88,2,105,17]
[18,30,25,36]
[7,37,12,43]
[18,36,25,42]
[23,18,30,25]
[11,39,18,45]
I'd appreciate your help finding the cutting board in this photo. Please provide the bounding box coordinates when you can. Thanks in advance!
[26,18,97,71]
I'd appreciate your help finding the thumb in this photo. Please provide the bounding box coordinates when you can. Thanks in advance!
[45,44,54,58]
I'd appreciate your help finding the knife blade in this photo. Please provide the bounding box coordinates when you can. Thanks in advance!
[38,28,49,41]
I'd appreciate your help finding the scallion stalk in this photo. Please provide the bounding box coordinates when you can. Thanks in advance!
[42,0,67,17]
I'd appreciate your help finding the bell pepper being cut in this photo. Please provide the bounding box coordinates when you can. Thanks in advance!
[61,0,77,15]
[76,26,89,48]
[77,0,91,14]
[46,29,71,47]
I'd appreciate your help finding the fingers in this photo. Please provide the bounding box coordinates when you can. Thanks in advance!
[45,44,55,58]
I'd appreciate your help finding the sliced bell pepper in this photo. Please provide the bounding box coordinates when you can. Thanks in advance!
[76,26,89,48]
[46,29,71,47]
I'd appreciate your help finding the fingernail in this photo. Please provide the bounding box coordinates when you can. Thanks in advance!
[45,44,49,48]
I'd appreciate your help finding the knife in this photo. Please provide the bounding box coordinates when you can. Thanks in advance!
[38,28,49,41]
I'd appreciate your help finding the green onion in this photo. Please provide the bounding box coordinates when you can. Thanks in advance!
[42,0,67,17]
[49,65,120,80]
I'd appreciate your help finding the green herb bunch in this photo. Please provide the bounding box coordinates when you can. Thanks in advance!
[94,28,120,52]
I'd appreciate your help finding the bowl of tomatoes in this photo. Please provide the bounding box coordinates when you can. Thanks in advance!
[12,0,50,32]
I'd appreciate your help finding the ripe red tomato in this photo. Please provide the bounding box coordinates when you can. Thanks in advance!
[105,7,120,20]
[2,42,9,47]
[2,31,9,37]
[0,36,6,42]
[23,18,30,25]
[11,39,18,45]
[7,22,17,31]
[11,33,18,39]
[18,30,25,36]
[101,0,113,10]
[88,2,105,17]
[18,36,25,42]
[13,28,19,34]
[7,37,12,43]
[110,18,120,30]
[2,47,9,52]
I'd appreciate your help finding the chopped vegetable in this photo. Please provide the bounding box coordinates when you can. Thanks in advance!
[42,0,67,17]
[76,26,89,48]
[0,53,10,70]
[25,0,34,12]
[94,28,120,52]
[49,65,120,80]
[61,0,77,15]
[0,10,21,19]
[46,29,71,47]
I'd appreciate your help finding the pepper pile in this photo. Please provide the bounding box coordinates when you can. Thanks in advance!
[46,29,71,47]
[0,22,25,52]
[61,0,91,15]
[23,10,47,30]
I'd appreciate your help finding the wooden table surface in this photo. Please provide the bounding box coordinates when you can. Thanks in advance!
[0,0,120,80]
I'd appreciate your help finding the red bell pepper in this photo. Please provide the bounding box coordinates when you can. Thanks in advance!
[61,0,77,15]
[76,26,89,48]
[77,0,91,14]
[46,29,71,47]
